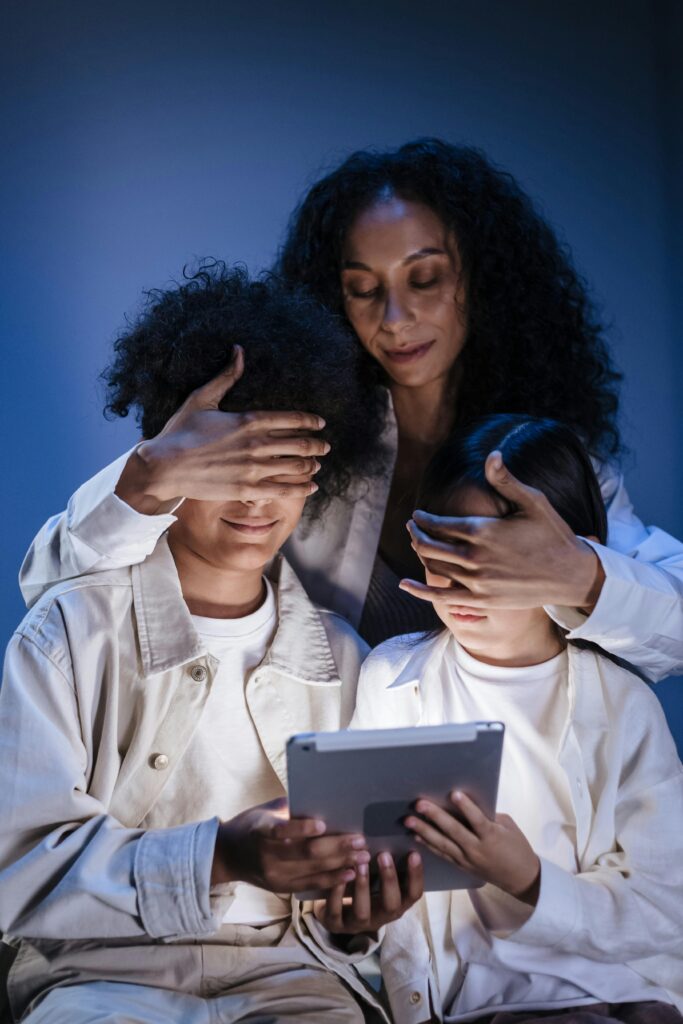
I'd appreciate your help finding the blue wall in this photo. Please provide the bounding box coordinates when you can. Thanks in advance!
[1,0,680,743]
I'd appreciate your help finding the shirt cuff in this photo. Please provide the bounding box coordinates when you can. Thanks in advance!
[496,857,578,948]
[134,818,220,939]
[469,882,534,936]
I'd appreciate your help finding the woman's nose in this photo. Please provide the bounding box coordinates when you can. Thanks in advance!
[381,289,413,333]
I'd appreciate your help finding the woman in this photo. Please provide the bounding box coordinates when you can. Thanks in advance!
[20,140,683,678]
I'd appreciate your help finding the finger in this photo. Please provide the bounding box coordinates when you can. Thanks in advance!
[398,578,482,605]
[412,509,494,542]
[318,881,347,933]
[377,852,402,915]
[248,456,322,479]
[191,346,245,408]
[294,866,357,892]
[251,436,332,458]
[240,410,327,434]
[350,861,372,926]
[302,834,368,861]
[243,479,320,501]
[271,815,326,842]
[405,818,467,864]
[410,801,478,854]
[407,521,476,566]
[404,851,424,904]
[450,790,491,838]
[484,451,545,511]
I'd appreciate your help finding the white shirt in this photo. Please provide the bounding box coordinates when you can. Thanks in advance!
[341,632,683,1024]
[174,577,289,925]
[421,641,668,1020]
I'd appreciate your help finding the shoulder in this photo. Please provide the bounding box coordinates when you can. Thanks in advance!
[571,645,680,779]
[361,630,443,683]
[14,566,134,667]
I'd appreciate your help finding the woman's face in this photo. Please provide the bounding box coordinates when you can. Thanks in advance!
[341,196,467,390]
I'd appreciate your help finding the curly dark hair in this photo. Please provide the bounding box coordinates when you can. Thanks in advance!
[277,138,622,461]
[102,261,388,517]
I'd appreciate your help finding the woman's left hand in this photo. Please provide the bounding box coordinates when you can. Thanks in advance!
[400,451,605,614]
[404,791,540,906]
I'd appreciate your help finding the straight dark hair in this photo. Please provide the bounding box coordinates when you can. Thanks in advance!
[418,415,608,545]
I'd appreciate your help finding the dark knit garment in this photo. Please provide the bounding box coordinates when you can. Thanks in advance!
[358,552,441,647]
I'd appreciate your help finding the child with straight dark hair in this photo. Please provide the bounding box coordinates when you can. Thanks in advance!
[313,415,683,1024]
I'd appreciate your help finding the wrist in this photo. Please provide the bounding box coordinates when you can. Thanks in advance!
[560,540,604,613]
[211,824,242,886]
[506,856,541,907]
[115,442,179,514]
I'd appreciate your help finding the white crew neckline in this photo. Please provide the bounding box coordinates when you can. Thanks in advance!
[191,577,276,639]
[451,636,567,684]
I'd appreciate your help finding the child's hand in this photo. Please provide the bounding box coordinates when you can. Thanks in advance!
[314,850,423,935]
[212,797,369,893]
[404,791,540,905]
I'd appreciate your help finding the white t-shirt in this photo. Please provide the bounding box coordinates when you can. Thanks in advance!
[425,639,665,1020]
[190,577,290,926]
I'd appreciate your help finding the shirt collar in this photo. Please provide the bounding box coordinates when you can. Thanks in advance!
[131,538,341,686]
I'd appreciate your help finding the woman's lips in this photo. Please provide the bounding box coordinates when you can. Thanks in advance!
[221,520,278,535]
[384,340,435,363]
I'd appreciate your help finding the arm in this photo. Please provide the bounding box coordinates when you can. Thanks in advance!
[0,635,366,941]
[546,465,683,681]
[404,455,683,682]
[19,352,327,608]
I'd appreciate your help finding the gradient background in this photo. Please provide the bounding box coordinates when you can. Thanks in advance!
[1,0,681,745]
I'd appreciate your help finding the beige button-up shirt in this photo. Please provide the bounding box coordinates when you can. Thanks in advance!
[0,539,392,1017]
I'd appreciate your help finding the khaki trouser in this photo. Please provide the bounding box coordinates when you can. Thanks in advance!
[10,923,367,1024]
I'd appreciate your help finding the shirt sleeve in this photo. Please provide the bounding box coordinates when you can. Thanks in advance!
[545,463,683,680]
[481,762,683,961]
[19,449,179,610]
[0,632,218,941]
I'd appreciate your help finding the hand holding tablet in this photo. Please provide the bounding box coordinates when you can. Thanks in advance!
[287,722,504,895]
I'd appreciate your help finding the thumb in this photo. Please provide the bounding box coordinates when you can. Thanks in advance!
[192,345,245,409]
[484,450,541,510]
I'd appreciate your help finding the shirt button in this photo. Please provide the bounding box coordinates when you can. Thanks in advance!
[189,664,207,683]
[409,991,422,1005]
[150,753,169,771]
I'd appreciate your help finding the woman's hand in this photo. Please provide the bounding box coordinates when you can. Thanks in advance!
[314,850,423,935]
[212,797,369,894]
[405,791,540,906]
[400,451,605,614]
[115,346,330,514]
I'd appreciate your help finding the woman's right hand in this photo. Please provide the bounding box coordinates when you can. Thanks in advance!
[212,797,370,894]
[115,346,331,514]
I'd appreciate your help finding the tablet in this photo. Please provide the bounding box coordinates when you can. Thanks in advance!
[287,721,504,893]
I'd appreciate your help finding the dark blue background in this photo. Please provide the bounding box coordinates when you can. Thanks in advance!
[1,0,681,745]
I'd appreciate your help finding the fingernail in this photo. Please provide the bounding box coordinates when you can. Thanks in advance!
[354,851,371,865]
[378,852,392,869]
[408,852,421,867]
[404,817,416,829]
[312,460,321,473]
[309,483,319,493]
[313,820,326,834]
[317,417,326,428]
[343,869,356,882]
[358,862,368,877]
[451,791,463,803]
[323,442,331,453]
[350,836,366,849]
